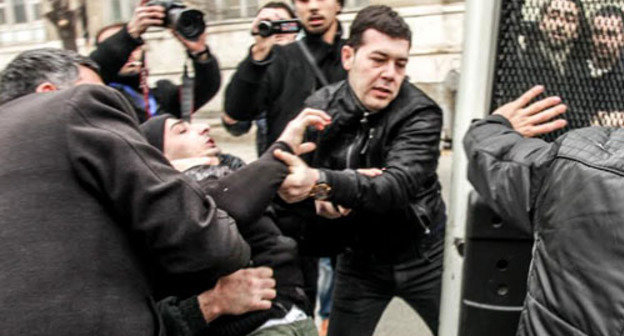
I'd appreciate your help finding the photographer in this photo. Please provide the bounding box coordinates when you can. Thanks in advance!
[90,2,220,123]
[221,1,298,156]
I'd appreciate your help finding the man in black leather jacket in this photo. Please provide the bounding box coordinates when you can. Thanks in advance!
[463,84,624,336]
[275,6,446,336]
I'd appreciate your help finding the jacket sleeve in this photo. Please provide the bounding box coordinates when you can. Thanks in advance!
[195,142,293,226]
[65,85,250,279]
[323,106,443,213]
[89,25,143,84]
[158,296,206,336]
[463,114,557,232]
[191,47,221,112]
[224,48,279,121]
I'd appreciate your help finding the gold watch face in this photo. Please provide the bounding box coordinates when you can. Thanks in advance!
[310,183,332,200]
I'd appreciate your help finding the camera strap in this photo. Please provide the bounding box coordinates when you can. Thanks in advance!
[296,40,329,88]
[180,62,194,122]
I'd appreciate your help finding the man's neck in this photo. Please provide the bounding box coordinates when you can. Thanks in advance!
[321,19,338,44]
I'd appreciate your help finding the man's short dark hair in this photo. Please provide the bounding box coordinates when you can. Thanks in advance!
[259,1,296,19]
[346,5,411,50]
[0,48,100,105]
[592,5,624,29]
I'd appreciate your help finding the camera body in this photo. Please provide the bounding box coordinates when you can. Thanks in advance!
[146,0,205,41]
[256,19,301,37]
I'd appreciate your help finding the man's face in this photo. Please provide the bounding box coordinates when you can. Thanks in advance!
[97,26,144,76]
[293,0,341,35]
[592,15,624,64]
[163,118,220,160]
[342,29,409,112]
[539,0,580,49]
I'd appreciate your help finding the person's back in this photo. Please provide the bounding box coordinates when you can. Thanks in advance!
[464,86,624,336]
[515,128,624,336]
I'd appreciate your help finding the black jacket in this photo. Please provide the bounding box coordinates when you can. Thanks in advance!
[177,149,308,336]
[465,115,624,336]
[90,25,221,122]
[284,80,446,263]
[224,29,347,148]
[0,85,249,336]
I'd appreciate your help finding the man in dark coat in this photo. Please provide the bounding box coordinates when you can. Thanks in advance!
[464,84,624,336]
[90,2,221,122]
[275,6,446,336]
[0,48,327,336]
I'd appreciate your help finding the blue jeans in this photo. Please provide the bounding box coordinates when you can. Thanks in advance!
[327,239,444,336]
[317,257,335,319]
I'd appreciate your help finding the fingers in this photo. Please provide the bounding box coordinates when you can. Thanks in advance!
[357,168,383,177]
[529,119,568,137]
[298,142,317,155]
[514,85,545,108]
[316,201,342,219]
[248,266,273,278]
[523,96,562,116]
[297,108,332,126]
[527,104,567,125]
[338,206,352,216]
[273,149,301,167]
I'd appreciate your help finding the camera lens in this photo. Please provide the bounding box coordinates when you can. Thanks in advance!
[172,9,205,41]
[257,21,273,37]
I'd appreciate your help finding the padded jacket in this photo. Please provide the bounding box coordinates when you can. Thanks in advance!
[464,115,624,336]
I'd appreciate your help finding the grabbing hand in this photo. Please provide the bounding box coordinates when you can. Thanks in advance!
[197,267,276,322]
[493,85,567,138]
[127,4,166,39]
[315,200,351,219]
[274,149,318,203]
[277,108,331,155]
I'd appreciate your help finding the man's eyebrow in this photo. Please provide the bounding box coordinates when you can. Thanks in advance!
[371,50,408,62]
[169,119,184,130]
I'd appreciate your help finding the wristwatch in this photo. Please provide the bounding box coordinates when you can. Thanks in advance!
[309,170,332,200]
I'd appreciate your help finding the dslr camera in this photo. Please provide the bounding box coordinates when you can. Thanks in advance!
[254,19,301,37]
[146,0,206,41]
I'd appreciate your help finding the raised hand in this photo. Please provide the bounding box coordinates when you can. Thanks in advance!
[493,85,567,138]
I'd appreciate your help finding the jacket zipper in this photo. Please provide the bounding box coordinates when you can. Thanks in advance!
[346,111,370,168]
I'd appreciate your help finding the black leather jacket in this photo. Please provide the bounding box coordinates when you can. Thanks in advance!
[286,80,446,263]
[465,115,624,336]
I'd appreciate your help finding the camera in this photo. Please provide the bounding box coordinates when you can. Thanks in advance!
[146,0,206,41]
[254,19,301,37]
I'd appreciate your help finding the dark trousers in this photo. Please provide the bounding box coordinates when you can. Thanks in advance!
[327,239,444,336]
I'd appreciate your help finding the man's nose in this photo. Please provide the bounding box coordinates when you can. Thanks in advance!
[381,63,397,81]
[308,0,320,11]
[194,123,210,135]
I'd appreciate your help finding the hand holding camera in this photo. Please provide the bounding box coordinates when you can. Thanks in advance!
[250,8,300,61]
[128,1,206,42]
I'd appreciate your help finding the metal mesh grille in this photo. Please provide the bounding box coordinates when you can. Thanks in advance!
[491,0,624,141]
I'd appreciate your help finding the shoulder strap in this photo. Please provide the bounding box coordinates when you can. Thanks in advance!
[296,39,329,87]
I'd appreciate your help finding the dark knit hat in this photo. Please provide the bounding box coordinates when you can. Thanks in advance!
[139,114,175,151]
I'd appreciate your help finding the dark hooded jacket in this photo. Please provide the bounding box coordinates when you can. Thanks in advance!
[465,114,624,336]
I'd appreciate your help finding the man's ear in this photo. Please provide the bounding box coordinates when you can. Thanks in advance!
[35,82,58,93]
[341,45,354,71]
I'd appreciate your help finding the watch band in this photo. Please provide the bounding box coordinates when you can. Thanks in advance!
[309,170,332,200]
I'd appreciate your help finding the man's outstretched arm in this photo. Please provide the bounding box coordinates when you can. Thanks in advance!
[463,85,567,232]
